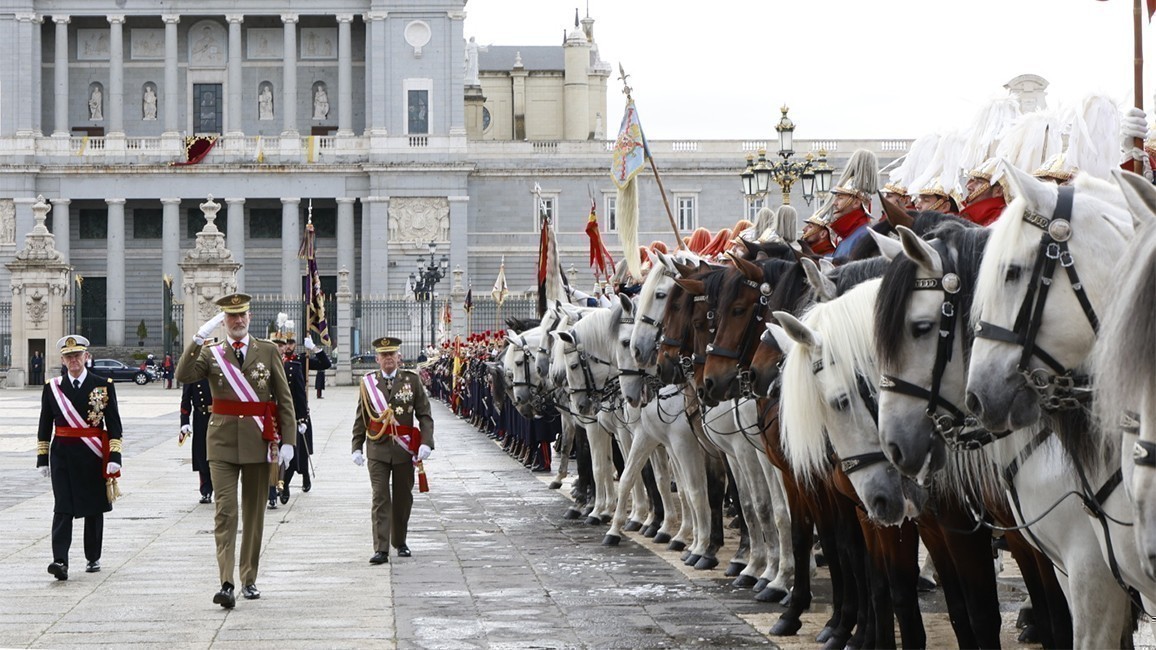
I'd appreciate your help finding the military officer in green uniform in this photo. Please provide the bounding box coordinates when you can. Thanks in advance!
[37,335,123,580]
[175,293,296,608]
[351,336,434,564]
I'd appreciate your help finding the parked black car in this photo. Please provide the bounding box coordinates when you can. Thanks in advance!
[91,359,154,385]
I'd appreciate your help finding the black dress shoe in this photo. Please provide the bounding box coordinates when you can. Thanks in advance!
[302,477,311,493]
[199,494,212,504]
[396,545,411,558]
[279,485,290,504]
[213,583,235,609]
[47,561,68,581]
[85,560,101,573]
[267,499,277,510]
[241,584,260,600]
[369,551,389,565]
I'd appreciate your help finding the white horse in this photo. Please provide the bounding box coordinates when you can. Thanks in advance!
[1095,170,1156,579]
[880,219,1140,648]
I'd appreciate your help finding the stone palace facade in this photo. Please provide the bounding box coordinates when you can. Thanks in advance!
[0,0,912,378]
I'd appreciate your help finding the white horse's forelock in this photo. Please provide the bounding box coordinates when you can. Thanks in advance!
[780,280,881,482]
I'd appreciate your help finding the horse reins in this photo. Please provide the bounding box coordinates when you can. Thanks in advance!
[811,357,889,476]
[973,185,1097,411]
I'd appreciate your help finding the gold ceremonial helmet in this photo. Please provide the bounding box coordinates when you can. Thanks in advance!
[271,319,296,344]
[58,334,90,354]
[215,292,252,314]
[372,336,402,354]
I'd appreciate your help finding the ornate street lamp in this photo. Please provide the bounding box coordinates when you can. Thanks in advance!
[740,106,835,207]
[411,242,448,354]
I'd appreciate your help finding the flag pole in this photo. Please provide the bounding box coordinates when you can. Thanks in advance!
[1134,0,1146,175]
[619,66,685,250]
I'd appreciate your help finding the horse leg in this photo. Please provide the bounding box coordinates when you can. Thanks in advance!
[823,496,862,649]
[644,448,674,538]
[602,433,660,546]
[583,419,615,524]
[702,451,727,567]
[549,413,576,489]
[756,458,793,602]
[1005,528,1071,648]
[568,429,593,519]
[769,472,813,637]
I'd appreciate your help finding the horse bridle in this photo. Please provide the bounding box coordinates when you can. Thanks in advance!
[973,185,1098,411]
[562,327,617,404]
[812,357,888,476]
[705,277,772,400]
[879,242,998,450]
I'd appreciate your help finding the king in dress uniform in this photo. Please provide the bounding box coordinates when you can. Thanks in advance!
[174,293,296,608]
[37,335,123,580]
[351,336,434,564]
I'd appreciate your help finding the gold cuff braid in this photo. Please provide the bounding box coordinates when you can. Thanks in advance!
[38,441,49,454]
[109,439,123,453]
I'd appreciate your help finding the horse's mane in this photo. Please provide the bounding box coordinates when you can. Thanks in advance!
[506,317,541,332]
[781,279,881,482]
[1094,216,1156,442]
[703,258,794,313]
[875,222,991,370]
[768,261,811,316]
[568,305,619,360]
[832,256,889,294]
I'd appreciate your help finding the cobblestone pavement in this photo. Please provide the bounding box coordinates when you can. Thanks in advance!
[1,383,1118,649]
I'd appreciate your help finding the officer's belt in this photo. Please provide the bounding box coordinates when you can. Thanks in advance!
[211,398,280,441]
[55,426,104,437]
[367,421,422,450]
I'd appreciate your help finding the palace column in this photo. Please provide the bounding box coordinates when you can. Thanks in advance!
[163,15,179,135]
[106,198,126,345]
[226,15,243,136]
[337,14,353,137]
[226,198,246,290]
[161,198,181,286]
[49,198,70,262]
[281,198,300,296]
[336,197,355,283]
[107,15,124,137]
[281,14,298,137]
[53,16,70,137]
[361,196,388,295]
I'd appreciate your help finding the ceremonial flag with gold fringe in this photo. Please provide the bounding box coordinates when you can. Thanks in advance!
[585,197,615,281]
[491,257,509,306]
[464,287,473,313]
[298,205,332,346]
[611,97,648,280]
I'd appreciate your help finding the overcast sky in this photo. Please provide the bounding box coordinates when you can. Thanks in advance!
[465,0,1152,140]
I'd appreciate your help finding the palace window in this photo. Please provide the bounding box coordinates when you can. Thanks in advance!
[79,208,108,240]
[248,208,281,239]
[133,208,162,239]
[676,195,697,232]
[604,195,617,232]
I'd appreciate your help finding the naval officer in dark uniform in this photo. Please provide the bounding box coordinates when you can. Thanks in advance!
[37,335,123,580]
[180,377,214,503]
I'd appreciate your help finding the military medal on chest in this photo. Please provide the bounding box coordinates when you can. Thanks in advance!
[393,381,414,414]
[249,362,270,391]
[87,386,108,426]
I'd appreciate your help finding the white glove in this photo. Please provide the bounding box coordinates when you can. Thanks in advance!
[351,450,365,466]
[279,444,294,469]
[196,312,226,342]
[297,422,307,434]
[180,424,192,435]
[39,466,49,478]
[303,337,317,351]
[1122,107,1150,161]
[415,444,431,462]
[106,462,121,475]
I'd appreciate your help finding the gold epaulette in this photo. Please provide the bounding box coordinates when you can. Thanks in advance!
[109,439,123,453]
[37,441,49,454]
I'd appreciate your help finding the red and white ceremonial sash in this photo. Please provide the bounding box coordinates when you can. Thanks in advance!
[50,377,102,458]
[210,344,266,434]
[362,371,389,416]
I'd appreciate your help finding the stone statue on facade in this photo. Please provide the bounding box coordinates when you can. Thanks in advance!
[89,86,103,121]
[313,85,330,120]
[0,200,14,244]
[142,85,158,120]
[259,84,274,120]
[465,36,480,85]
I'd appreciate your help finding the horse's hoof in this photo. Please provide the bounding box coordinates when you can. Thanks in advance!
[815,626,835,644]
[642,524,660,538]
[654,532,672,544]
[769,617,803,637]
[602,534,621,547]
[563,508,582,520]
[779,592,793,607]
[600,514,612,524]
[822,635,849,650]
[584,516,602,526]
[694,555,718,570]
[667,540,685,552]
[756,586,788,603]
[683,553,701,566]
[732,573,757,588]
[814,552,827,568]
[1014,620,1040,643]
[917,576,937,592]
[724,561,747,578]
[623,520,643,532]
[752,578,770,592]
[582,506,594,516]
[1016,606,1033,629]
[548,480,563,490]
